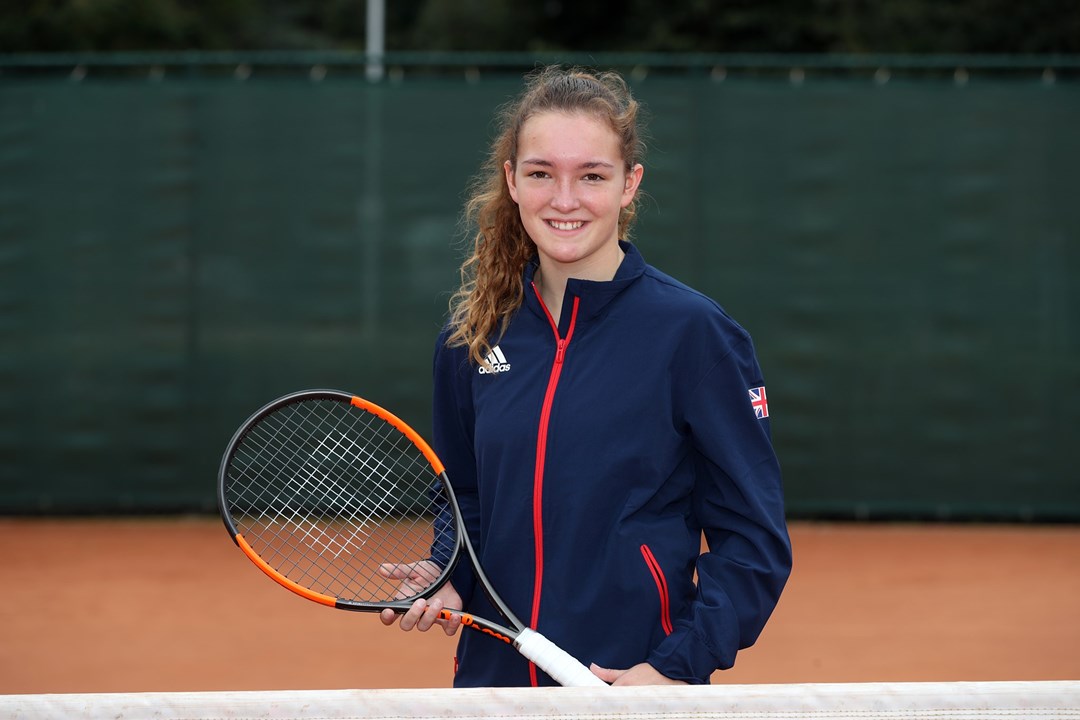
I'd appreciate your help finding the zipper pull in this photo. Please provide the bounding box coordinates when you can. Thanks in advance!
[555,339,567,364]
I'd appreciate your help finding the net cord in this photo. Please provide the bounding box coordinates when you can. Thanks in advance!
[3,682,1078,720]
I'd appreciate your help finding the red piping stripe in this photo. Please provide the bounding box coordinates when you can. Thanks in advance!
[528,285,579,686]
[640,544,674,636]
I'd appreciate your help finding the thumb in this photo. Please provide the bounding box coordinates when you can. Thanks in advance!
[589,663,624,683]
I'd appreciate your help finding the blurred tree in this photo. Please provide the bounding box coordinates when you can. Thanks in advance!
[2,0,261,51]
[409,0,540,51]
[0,0,1076,54]
[619,0,835,53]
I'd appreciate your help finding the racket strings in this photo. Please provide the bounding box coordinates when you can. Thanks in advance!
[289,403,440,596]
[224,398,456,603]
[234,403,439,600]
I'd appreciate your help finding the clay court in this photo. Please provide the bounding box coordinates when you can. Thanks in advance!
[2,518,1077,694]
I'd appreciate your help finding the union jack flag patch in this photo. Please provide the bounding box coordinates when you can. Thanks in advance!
[748,386,769,419]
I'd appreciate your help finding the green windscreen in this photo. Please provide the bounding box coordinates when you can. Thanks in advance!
[1,67,1076,520]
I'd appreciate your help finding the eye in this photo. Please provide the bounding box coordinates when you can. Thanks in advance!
[527,170,550,179]
[583,173,605,182]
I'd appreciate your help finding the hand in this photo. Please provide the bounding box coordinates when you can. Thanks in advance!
[377,560,463,637]
[589,662,688,686]
[378,559,444,600]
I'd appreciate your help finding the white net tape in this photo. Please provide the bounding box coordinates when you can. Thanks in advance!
[2,682,1078,720]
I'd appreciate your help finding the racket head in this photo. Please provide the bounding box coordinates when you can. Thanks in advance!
[217,389,462,611]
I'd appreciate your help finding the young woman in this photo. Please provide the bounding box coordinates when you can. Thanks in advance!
[380,65,792,688]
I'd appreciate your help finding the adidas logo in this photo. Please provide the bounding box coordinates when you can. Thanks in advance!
[478,345,511,375]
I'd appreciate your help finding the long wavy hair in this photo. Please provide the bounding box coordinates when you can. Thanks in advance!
[445,65,646,366]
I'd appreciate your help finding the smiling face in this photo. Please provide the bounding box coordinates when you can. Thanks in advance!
[505,111,643,281]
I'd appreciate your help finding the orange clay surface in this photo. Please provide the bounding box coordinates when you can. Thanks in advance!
[1,518,1078,693]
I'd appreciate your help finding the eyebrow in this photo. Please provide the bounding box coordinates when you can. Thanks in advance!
[519,158,617,170]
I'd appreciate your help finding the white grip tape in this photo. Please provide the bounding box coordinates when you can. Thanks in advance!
[515,627,608,687]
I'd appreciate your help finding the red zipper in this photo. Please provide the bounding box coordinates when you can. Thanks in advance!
[528,285,580,686]
[640,544,674,636]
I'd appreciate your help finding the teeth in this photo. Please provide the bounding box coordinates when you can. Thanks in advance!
[548,220,584,231]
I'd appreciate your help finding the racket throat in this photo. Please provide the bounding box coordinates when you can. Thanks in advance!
[438,608,516,645]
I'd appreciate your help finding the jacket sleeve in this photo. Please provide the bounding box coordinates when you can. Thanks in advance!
[647,332,792,683]
[431,331,480,607]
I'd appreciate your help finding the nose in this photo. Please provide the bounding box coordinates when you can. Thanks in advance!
[550,179,579,212]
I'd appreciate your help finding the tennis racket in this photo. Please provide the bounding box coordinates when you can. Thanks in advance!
[217,389,605,687]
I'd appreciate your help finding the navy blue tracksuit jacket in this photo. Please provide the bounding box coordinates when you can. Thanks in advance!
[432,242,791,686]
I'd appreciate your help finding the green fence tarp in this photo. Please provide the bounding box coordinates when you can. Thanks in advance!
[1,72,1077,519]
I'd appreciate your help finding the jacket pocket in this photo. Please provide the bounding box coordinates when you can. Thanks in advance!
[639,544,674,636]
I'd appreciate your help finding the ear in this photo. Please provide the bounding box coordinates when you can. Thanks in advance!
[621,163,644,208]
[504,160,519,204]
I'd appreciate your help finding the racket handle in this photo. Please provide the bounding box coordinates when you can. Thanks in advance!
[515,628,607,687]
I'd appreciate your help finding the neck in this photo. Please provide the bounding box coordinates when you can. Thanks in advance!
[533,266,564,326]
[533,245,625,326]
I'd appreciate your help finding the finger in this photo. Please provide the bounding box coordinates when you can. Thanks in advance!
[394,581,422,601]
[378,608,399,627]
[439,609,463,637]
[378,562,414,579]
[589,663,623,683]
[415,597,445,632]
[413,562,441,584]
[398,598,428,632]
[379,561,441,582]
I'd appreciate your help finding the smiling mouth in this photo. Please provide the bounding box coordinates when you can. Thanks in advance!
[546,220,585,231]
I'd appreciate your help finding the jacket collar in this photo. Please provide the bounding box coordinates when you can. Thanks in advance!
[523,241,646,327]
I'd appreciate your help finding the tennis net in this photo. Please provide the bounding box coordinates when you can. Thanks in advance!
[2,681,1078,719]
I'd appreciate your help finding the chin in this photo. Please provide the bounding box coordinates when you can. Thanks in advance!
[539,248,590,266]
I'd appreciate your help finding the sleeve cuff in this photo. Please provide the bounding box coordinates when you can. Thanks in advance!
[647,624,734,684]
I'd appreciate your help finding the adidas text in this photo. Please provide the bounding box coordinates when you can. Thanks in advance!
[479,363,511,375]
